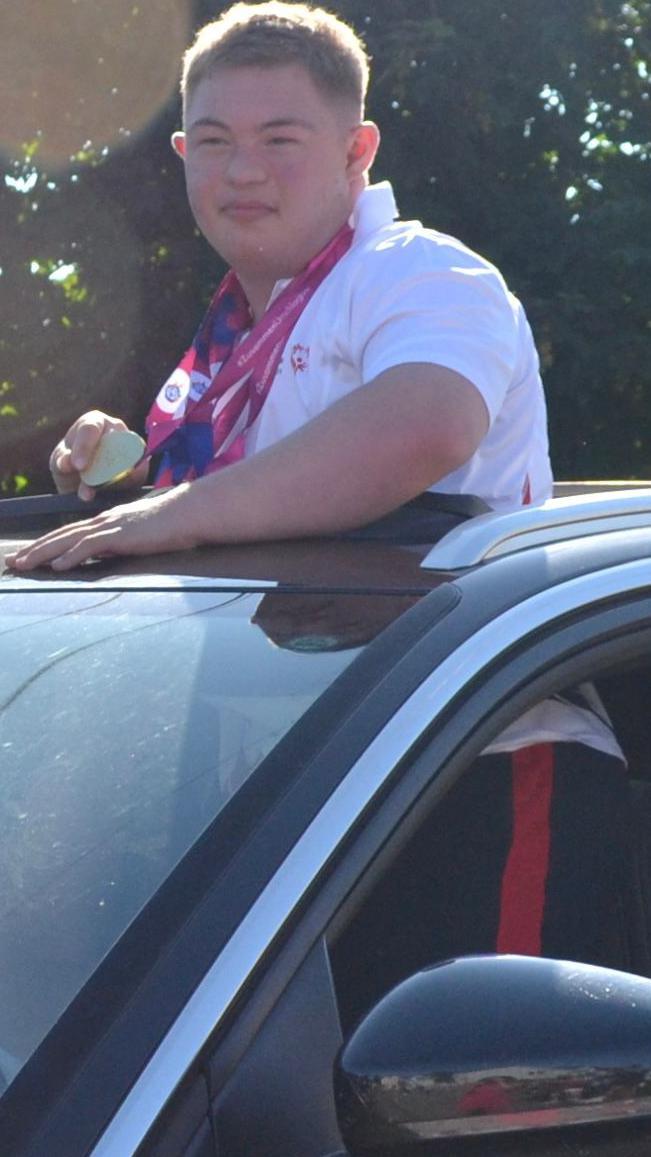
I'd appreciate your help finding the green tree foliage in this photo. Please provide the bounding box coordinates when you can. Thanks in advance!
[2,0,651,489]
[359,0,651,476]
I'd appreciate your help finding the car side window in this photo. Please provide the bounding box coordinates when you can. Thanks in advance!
[330,661,651,1036]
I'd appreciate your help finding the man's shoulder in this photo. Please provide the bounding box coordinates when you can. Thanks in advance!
[349,183,506,281]
[366,217,503,273]
[335,217,515,323]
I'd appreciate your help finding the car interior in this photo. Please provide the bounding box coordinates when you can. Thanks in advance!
[330,658,651,1029]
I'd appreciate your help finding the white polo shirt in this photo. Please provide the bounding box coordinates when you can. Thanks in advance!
[245,181,553,514]
[244,185,621,760]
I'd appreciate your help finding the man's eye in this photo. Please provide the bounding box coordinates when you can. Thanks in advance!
[199,137,228,147]
[267,137,298,146]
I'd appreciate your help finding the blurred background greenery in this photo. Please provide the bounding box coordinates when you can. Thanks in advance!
[2,0,651,493]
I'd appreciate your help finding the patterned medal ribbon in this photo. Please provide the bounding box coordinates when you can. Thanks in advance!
[146,222,354,486]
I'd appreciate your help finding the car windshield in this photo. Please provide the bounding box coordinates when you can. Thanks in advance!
[0,583,363,1091]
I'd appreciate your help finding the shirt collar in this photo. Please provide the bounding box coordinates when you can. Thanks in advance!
[349,180,399,242]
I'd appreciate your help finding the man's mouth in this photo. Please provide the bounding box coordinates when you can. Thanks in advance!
[222,202,275,220]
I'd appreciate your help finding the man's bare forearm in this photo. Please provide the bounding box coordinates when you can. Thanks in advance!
[6,364,488,571]
[178,363,489,544]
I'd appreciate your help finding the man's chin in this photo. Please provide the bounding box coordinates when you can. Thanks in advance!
[221,245,305,283]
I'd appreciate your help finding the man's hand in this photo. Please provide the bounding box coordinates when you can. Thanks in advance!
[50,411,149,500]
[5,486,199,572]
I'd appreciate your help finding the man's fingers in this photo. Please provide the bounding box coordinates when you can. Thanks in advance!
[49,445,81,494]
[52,413,128,474]
[77,481,98,503]
[4,489,190,573]
[50,444,74,475]
[50,413,132,497]
[5,517,109,571]
[69,416,122,471]
[48,527,122,570]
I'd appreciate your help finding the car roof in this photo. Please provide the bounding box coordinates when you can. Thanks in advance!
[0,489,477,595]
[2,483,651,595]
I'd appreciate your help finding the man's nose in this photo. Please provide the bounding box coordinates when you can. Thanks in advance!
[224,145,267,183]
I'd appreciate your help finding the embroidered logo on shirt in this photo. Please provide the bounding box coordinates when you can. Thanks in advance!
[291,344,310,373]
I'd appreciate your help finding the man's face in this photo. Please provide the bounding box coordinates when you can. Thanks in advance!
[176,64,368,295]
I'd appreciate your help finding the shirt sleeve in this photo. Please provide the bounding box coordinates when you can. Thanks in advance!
[348,228,521,425]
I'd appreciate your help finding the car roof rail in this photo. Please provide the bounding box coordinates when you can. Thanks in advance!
[421,488,651,570]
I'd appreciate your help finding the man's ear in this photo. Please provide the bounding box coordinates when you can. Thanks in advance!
[346,121,380,180]
[171,131,186,159]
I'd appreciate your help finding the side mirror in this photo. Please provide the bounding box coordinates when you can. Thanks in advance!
[334,955,651,1154]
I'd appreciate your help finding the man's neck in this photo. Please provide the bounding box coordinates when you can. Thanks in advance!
[237,275,278,326]
[235,198,361,324]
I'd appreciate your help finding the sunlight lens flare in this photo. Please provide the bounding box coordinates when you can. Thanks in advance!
[1,0,192,168]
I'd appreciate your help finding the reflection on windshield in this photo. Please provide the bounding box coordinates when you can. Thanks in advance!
[0,588,361,1087]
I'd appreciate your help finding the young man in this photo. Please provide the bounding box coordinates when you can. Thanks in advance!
[8,0,551,572]
[7,4,640,979]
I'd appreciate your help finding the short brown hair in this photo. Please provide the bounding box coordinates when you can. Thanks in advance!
[181,2,370,118]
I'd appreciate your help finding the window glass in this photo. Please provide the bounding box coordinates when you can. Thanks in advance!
[0,587,361,1090]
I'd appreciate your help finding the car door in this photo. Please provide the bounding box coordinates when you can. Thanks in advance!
[100,545,651,1157]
